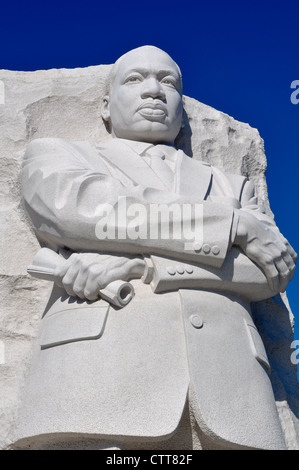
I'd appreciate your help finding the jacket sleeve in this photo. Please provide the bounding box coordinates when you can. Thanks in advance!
[239,178,276,225]
[143,177,284,299]
[22,138,237,268]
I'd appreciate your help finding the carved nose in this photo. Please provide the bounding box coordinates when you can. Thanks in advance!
[141,79,166,100]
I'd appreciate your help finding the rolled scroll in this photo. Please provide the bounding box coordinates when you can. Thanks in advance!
[27,247,134,308]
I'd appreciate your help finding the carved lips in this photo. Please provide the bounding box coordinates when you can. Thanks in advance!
[137,101,168,121]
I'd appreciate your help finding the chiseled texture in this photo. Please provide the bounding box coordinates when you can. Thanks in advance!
[0,63,298,449]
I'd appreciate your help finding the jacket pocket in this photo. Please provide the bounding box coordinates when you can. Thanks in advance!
[245,321,271,374]
[40,304,109,349]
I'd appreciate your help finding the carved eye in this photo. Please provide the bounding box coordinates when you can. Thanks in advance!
[161,78,176,88]
[126,75,142,83]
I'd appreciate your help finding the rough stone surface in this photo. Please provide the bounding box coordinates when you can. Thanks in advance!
[0,64,298,450]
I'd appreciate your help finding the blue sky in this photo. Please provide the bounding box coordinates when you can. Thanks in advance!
[1,1,299,348]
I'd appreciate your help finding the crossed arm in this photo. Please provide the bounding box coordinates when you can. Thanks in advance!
[22,138,297,300]
[54,209,296,301]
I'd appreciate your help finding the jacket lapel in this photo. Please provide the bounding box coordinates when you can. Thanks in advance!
[175,150,212,201]
[96,139,212,201]
[96,139,168,190]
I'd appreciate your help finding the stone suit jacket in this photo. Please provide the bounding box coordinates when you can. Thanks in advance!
[15,137,286,450]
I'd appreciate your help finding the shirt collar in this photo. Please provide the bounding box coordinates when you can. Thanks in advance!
[114,138,153,155]
[114,138,177,161]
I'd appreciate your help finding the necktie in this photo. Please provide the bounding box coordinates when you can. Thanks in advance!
[143,145,175,191]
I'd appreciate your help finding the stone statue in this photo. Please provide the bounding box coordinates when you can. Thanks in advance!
[13,46,297,450]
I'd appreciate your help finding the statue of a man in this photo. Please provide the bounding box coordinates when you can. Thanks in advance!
[14,46,296,450]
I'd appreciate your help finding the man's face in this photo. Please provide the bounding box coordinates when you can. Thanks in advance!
[103,47,183,145]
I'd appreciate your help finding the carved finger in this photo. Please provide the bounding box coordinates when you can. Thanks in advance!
[274,258,291,292]
[263,261,280,293]
[83,288,99,302]
[281,236,297,262]
[62,283,77,298]
[274,237,297,280]
[288,245,297,264]
[83,273,101,301]
[281,251,296,280]
[53,265,66,287]
[71,276,88,300]
[62,265,81,298]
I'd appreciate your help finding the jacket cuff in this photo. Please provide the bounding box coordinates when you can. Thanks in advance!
[141,255,155,284]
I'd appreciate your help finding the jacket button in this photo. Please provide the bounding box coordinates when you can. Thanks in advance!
[203,243,211,254]
[212,245,220,255]
[193,242,202,252]
[190,314,203,329]
[185,266,193,274]
[167,266,176,276]
[176,266,184,274]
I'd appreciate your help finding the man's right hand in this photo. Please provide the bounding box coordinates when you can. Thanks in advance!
[234,209,297,293]
[54,252,145,301]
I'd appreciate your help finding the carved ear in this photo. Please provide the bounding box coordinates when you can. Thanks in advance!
[101,95,111,122]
